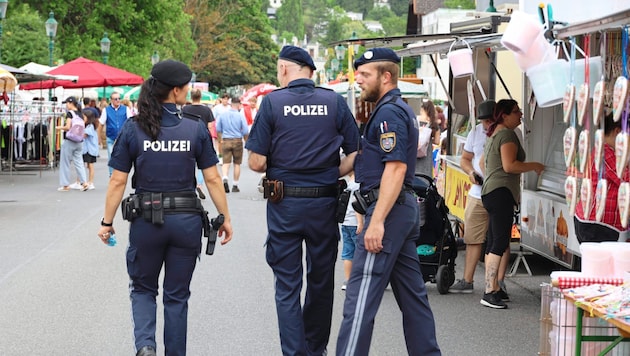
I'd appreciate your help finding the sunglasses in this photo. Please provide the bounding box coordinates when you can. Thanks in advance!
[112,98,120,101]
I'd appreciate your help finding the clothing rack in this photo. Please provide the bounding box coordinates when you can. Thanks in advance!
[0,97,66,174]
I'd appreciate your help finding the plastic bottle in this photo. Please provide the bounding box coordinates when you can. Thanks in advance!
[107,234,117,247]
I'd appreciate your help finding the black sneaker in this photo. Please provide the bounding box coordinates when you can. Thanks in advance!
[480,292,507,309]
[496,288,510,302]
[232,185,240,193]
[223,179,230,193]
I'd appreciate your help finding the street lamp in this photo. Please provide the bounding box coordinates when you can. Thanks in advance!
[334,44,346,78]
[100,32,111,64]
[0,0,9,64]
[151,50,159,65]
[486,0,497,12]
[45,11,58,100]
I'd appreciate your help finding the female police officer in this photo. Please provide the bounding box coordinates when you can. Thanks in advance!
[97,59,233,356]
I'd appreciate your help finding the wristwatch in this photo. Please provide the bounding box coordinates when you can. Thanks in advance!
[101,218,113,227]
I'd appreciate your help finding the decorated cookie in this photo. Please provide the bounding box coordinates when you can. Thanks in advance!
[576,83,589,126]
[594,129,604,172]
[563,84,576,124]
[565,176,577,217]
[595,179,608,222]
[619,182,630,229]
[592,80,605,125]
[613,76,628,122]
[615,132,630,178]
[578,129,589,173]
[563,127,577,167]
[580,178,593,218]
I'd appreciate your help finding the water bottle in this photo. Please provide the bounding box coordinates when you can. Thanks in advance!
[107,233,117,247]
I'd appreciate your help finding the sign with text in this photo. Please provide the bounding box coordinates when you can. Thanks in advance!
[444,163,470,221]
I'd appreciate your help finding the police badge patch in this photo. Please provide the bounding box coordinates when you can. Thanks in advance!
[380,132,396,152]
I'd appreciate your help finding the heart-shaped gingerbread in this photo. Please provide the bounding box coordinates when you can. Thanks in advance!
[563,84,576,124]
[615,132,629,178]
[595,179,608,222]
[593,129,604,172]
[578,129,589,173]
[563,127,577,167]
[580,178,593,218]
[592,80,605,125]
[618,182,630,229]
[613,76,628,122]
[565,176,577,217]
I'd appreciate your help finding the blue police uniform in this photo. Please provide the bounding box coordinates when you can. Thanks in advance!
[109,103,218,356]
[336,88,441,356]
[246,78,359,355]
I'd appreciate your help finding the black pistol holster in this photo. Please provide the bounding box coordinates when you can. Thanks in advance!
[142,193,164,225]
[263,178,284,203]
[352,190,368,215]
[335,179,350,223]
[121,194,143,221]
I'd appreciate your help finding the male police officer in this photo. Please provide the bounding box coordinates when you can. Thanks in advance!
[336,48,441,356]
[97,60,232,356]
[246,45,359,355]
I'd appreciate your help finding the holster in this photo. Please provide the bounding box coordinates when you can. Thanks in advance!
[335,179,350,223]
[263,178,284,203]
[141,193,164,225]
[351,190,368,215]
[121,194,142,221]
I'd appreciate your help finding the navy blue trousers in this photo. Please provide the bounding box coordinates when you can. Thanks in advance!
[266,196,338,356]
[127,214,202,356]
[336,192,441,356]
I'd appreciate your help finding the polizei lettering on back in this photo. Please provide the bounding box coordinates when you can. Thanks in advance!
[283,104,329,117]
[143,140,191,152]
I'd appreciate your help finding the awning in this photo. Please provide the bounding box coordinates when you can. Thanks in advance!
[395,33,505,57]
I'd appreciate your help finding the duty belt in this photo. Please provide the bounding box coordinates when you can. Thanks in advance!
[283,185,338,198]
[362,185,414,206]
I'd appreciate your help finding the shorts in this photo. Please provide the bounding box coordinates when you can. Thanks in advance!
[463,196,488,244]
[221,139,243,164]
[83,153,97,164]
[341,225,358,260]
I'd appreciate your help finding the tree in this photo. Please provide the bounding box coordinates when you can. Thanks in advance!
[2,4,50,67]
[388,0,409,17]
[444,0,475,9]
[276,0,304,40]
[303,0,330,42]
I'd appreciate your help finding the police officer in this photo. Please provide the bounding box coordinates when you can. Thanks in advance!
[336,48,441,356]
[246,45,359,355]
[96,59,233,356]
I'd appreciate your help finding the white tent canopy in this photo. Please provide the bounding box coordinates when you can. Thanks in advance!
[18,62,54,74]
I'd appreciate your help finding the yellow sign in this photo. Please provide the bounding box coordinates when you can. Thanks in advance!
[444,164,472,221]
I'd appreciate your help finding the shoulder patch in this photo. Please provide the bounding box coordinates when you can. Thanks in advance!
[380,132,396,152]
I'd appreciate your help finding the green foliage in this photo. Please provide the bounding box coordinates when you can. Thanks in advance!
[380,16,406,36]
[444,0,476,9]
[366,6,394,21]
[277,0,304,40]
[2,4,50,67]
[338,0,374,17]
[388,0,409,17]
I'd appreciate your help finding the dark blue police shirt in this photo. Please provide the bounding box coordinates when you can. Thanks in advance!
[354,88,418,193]
[109,103,218,192]
[245,78,359,186]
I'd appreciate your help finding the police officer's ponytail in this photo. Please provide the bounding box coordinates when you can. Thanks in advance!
[136,77,171,141]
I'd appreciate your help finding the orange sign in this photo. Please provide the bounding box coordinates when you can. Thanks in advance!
[444,164,471,221]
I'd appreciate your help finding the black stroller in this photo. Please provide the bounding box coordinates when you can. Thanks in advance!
[412,174,458,294]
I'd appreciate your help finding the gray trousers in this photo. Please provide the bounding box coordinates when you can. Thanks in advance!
[59,139,87,187]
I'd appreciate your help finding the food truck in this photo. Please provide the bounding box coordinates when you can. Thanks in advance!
[396,3,630,269]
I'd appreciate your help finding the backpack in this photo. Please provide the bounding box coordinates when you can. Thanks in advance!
[65,111,85,143]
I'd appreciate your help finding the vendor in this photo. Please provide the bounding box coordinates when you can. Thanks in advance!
[574,111,630,243]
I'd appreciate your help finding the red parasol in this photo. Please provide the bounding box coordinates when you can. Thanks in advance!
[20,57,144,90]
[241,83,277,103]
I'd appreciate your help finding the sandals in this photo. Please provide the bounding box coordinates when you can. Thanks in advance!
[57,186,70,192]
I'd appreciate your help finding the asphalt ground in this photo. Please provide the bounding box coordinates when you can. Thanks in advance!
[0,149,568,355]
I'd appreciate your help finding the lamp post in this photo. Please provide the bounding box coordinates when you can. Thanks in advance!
[45,11,58,101]
[0,0,9,64]
[100,32,111,99]
[151,50,159,65]
[486,0,497,12]
[334,44,346,78]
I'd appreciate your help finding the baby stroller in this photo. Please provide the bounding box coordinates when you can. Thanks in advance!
[412,174,458,294]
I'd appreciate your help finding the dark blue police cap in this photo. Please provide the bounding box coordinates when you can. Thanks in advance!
[353,48,401,70]
[150,59,192,87]
[279,45,316,71]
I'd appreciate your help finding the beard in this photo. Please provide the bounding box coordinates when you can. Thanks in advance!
[360,85,380,103]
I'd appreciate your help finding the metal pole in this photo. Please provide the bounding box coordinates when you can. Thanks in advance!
[48,37,53,100]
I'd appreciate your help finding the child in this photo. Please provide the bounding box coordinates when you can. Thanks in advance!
[82,109,99,190]
[340,172,363,290]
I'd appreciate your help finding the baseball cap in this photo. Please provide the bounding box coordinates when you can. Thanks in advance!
[62,96,77,104]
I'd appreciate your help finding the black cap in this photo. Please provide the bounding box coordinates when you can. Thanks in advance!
[279,45,316,71]
[477,100,496,120]
[62,96,77,105]
[150,59,192,87]
[353,48,400,70]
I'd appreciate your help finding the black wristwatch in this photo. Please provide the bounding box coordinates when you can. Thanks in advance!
[101,218,113,227]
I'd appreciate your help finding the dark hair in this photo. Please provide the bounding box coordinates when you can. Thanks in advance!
[421,100,439,132]
[486,99,518,136]
[136,77,178,140]
[82,109,98,127]
[604,111,621,135]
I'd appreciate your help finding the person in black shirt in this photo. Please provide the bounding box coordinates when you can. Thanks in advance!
[182,89,215,199]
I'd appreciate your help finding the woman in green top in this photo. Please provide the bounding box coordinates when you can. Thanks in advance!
[480,99,544,309]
